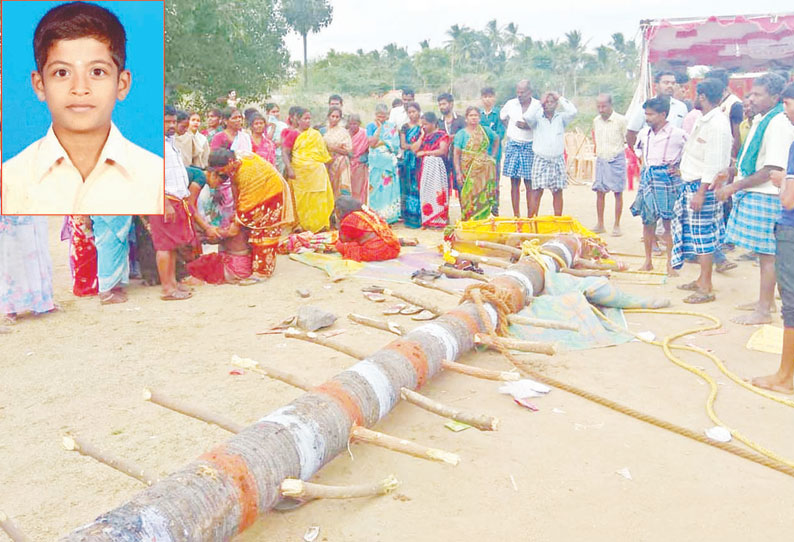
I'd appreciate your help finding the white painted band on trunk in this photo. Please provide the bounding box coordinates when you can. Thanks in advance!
[541,255,558,272]
[543,241,573,267]
[260,407,325,480]
[348,360,396,421]
[418,322,460,362]
[501,270,535,303]
[484,304,498,328]
[139,507,174,542]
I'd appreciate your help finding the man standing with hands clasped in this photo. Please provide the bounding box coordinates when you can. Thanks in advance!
[671,78,733,304]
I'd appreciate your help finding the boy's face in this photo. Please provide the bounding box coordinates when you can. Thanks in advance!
[481,94,495,109]
[176,119,189,135]
[32,37,131,136]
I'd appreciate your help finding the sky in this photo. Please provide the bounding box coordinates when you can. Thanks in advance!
[285,0,793,61]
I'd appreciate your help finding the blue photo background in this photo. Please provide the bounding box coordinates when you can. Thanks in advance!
[2,1,164,159]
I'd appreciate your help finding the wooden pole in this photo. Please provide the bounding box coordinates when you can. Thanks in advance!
[284,328,367,360]
[62,434,159,486]
[382,288,444,316]
[507,314,579,332]
[280,475,400,500]
[231,355,313,390]
[143,388,245,434]
[438,266,489,282]
[350,426,460,465]
[475,334,557,356]
[441,359,520,381]
[0,512,31,542]
[412,278,461,297]
[453,251,510,268]
[399,388,499,431]
[474,240,522,258]
[561,268,610,278]
[347,313,406,336]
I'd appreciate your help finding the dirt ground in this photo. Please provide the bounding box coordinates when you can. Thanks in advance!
[2,180,793,542]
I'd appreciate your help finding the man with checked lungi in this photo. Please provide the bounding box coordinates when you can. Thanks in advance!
[523,91,577,217]
[630,96,687,275]
[500,80,536,217]
[671,79,733,304]
[716,73,794,325]
[752,83,794,394]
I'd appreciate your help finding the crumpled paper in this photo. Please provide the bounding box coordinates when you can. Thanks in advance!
[498,379,551,400]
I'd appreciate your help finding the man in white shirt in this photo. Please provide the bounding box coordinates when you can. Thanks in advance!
[523,91,577,216]
[671,79,733,304]
[592,93,628,236]
[716,73,794,324]
[626,70,689,148]
[500,79,536,217]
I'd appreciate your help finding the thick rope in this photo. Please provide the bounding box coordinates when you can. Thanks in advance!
[592,306,794,470]
[460,283,514,337]
[464,291,794,479]
[520,239,567,270]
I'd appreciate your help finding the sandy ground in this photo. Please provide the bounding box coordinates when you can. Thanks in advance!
[2,180,793,542]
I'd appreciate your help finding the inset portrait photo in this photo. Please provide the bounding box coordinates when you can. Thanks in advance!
[1,1,165,215]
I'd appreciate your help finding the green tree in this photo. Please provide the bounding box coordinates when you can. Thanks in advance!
[165,0,290,105]
[281,0,334,88]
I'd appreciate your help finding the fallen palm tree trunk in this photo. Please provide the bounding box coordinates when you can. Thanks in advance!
[60,236,578,542]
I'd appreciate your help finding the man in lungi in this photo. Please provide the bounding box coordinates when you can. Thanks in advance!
[716,73,794,325]
[752,82,794,393]
[630,96,688,275]
[524,91,577,216]
[149,106,197,301]
[500,80,536,217]
[671,79,733,303]
[592,93,627,236]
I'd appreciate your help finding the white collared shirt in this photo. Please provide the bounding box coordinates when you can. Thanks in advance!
[523,97,577,157]
[500,98,534,142]
[627,96,688,132]
[2,123,163,215]
[679,108,732,185]
[593,111,627,160]
[164,136,190,199]
[739,110,794,195]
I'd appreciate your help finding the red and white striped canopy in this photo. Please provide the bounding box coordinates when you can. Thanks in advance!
[646,14,794,71]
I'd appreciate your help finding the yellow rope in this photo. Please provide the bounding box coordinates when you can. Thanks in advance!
[593,306,794,469]
[520,239,567,270]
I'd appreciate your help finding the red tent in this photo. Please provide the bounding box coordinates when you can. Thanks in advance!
[645,13,794,72]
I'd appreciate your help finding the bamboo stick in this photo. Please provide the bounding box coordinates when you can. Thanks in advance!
[62,434,159,486]
[453,251,510,268]
[507,314,579,332]
[382,288,444,316]
[498,232,557,241]
[475,334,557,356]
[231,355,313,390]
[561,268,610,278]
[441,359,520,381]
[474,240,522,258]
[347,313,405,336]
[438,266,488,282]
[0,512,31,542]
[142,388,246,433]
[412,278,461,297]
[280,475,400,500]
[350,426,460,465]
[399,388,499,431]
[284,328,367,360]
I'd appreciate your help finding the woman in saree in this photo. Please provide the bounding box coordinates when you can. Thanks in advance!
[90,216,134,304]
[210,108,252,153]
[1,214,55,323]
[323,106,353,198]
[398,102,422,228]
[348,114,370,204]
[250,113,277,165]
[283,108,335,232]
[453,106,500,221]
[61,216,98,296]
[413,112,450,228]
[366,103,401,223]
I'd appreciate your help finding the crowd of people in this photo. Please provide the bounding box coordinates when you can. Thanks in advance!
[3,70,794,394]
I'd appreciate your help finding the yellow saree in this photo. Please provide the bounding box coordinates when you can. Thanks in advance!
[292,128,334,233]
